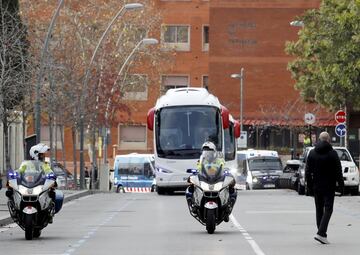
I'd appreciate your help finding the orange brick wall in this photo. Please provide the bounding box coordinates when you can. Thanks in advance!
[209,0,321,120]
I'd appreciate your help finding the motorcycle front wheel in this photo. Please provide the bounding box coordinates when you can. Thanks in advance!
[24,214,33,240]
[33,229,41,238]
[206,209,216,234]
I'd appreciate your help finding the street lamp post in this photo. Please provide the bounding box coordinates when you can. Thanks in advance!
[79,3,143,189]
[103,38,158,167]
[231,68,245,132]
[35,0,64,143]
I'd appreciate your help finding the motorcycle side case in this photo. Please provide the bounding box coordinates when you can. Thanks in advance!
[54,190,64,214]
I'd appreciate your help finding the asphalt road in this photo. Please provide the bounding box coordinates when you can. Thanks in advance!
[0,189,359,255]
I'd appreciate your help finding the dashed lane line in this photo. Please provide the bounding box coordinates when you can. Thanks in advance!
[230,214,266,255]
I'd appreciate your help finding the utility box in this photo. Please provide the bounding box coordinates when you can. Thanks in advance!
[99,162,110,192]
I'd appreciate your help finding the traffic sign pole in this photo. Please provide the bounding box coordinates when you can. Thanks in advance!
[335,110,346,147]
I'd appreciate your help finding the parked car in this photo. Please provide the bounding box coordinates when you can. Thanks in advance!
[297,146,359,196]
[52,163,76,189]
[278,159,301,189]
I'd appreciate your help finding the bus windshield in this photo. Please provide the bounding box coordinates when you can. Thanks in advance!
[156,106,222,159]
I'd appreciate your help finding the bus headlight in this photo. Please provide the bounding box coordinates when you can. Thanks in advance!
[349,166,358,173]
[253,177,258,183]
[156,167,173,174]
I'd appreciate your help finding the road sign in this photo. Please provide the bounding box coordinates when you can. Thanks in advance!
[237,131,247,148]
[335,123,346,137]
[304,113,316,125]
[335,110,346,123]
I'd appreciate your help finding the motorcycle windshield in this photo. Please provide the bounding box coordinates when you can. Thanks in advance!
[200,163,224,184]
[19,163,45,188]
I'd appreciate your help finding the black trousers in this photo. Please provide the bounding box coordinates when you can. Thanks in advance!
[314,193,335,237]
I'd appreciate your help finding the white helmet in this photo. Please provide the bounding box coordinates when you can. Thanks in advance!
[201,142,217,163]
[202,142,216,151]
[30,143,50,160]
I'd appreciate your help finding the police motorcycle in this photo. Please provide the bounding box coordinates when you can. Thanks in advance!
[185,146,237,234]
[6,163,64,240]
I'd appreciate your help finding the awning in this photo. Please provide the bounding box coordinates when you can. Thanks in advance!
[242,118,337,127]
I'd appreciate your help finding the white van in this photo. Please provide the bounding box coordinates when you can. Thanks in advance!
[236,149,283,190]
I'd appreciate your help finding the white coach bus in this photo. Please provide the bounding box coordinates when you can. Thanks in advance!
[147,87,240,194]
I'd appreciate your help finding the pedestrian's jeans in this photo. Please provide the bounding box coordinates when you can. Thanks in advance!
[314,193,335,237]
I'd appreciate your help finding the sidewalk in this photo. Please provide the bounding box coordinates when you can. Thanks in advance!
[0,188,93,226]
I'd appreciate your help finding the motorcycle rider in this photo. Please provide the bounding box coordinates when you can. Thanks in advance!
[6,143,57,223]
[186,142,237,221]
[20,143,54,175]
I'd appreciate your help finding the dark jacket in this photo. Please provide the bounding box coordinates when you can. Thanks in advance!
[305,141,344,195]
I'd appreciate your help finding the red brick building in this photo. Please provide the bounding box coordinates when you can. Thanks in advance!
[34,0,349,168]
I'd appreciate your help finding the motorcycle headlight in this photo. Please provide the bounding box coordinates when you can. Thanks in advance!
[253,177,258,183]
[18,185,28,195]
[32,186,43,195]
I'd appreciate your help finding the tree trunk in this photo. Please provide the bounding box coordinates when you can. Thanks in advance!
[91,127,97,190]
[345,103,350,149]
[72,126,77,189]
[55,117,58,162]
[3,115,11,170]
[22,109,27,159]
[59,124,68,189]
[49,115,54,165]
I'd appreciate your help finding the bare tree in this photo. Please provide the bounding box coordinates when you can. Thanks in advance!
[0,1,31,171]
[18,0,174,188]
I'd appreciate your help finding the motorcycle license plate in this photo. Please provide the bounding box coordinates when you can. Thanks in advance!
[264,184,275,188]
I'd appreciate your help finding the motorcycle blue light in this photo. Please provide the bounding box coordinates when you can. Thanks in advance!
[7,171,19,179]
[46,173,57,180]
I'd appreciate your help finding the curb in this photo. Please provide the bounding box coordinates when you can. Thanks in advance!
[0,190,94,227]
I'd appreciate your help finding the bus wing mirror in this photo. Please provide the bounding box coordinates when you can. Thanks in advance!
[221,106,229,129]
[234,120,241,138]
[147,107,155,131]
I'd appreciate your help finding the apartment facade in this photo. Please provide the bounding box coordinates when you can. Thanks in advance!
[36,0,352,167]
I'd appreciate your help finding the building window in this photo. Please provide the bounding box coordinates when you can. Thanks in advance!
[161,75,189,93]
[41,125,63,149]
[202,75,209,89]
[162,25,190,51]
[203,25,209,51]
[122,74,148,101]
[118,125,147,150]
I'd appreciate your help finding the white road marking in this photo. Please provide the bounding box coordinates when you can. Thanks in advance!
[245,210,313,214]
[63,200,132,254]
[230,214,266,255]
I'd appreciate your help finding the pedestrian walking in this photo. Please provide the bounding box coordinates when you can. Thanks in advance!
[305,131,344,244]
